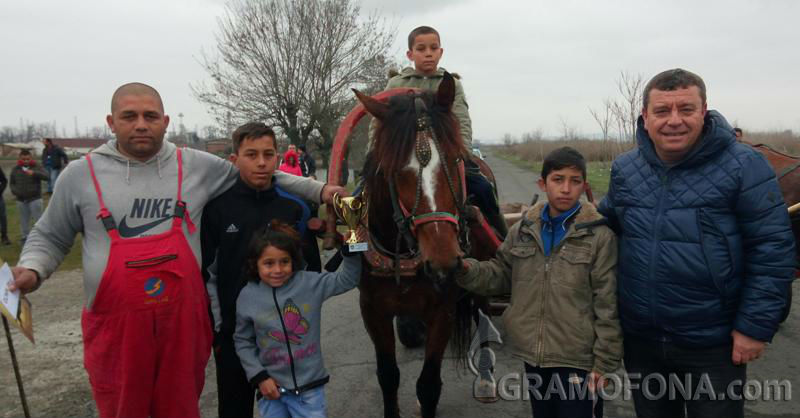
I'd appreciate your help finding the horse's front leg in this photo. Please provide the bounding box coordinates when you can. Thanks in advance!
[416,303,455,418]
[360,290,401,418]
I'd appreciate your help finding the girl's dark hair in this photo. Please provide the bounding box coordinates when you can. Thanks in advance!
[244,220,303,283]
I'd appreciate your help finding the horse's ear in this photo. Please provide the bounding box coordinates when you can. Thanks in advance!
[436,72,456,109]
[353,89,388,121]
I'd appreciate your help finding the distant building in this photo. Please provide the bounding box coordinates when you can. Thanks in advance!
[205,139,231,156]
[45,138,109,156]
[0,143,35,157]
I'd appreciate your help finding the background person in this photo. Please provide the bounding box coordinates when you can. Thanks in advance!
[599,68,794,418]
[41,137,69,194]
[10,149,48,244]
[297,145,316,179]
[0,165,9,245]
[279,147,303,176]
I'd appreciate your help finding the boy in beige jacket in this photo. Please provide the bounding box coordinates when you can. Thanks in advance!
[458,147,622,418]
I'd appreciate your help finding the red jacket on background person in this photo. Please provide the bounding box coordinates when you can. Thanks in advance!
[279,149,303,176]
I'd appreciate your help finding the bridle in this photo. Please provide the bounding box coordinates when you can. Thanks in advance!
[381,93,471,281]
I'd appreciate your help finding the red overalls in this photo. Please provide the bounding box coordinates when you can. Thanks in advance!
[81,149,212,418]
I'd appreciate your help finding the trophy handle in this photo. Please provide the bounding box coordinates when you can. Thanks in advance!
[331,193,344,220]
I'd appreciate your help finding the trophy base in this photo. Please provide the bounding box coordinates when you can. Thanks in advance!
[348,242,369,252]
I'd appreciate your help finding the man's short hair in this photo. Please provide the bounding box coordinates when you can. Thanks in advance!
[19,149,32,157]
[110,82,164,113]
[407,26,440,50]
[734,128,743,134]
[643,68,707,109]
[541,147,587,181]
[231,122,276,153]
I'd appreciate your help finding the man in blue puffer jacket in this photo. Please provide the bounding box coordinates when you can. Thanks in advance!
[599,68,794,418]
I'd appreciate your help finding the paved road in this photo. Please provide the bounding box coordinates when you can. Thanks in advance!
[483,149,542,206]
[2,149,798,417]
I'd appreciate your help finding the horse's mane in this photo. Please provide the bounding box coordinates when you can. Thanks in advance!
[363,91,468,202]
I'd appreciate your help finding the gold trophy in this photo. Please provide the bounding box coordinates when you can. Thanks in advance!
[332,192,368,252]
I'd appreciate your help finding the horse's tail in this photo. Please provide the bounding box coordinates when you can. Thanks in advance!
[449,287,475,368]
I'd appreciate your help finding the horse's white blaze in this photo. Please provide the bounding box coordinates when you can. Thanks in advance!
[404,142,440,212]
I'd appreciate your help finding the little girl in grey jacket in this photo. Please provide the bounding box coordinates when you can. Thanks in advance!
[234,221,361,418]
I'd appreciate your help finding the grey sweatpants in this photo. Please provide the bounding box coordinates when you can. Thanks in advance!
[17,198,42,242]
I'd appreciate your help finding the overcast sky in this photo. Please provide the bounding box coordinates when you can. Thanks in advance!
[2,0,798,142]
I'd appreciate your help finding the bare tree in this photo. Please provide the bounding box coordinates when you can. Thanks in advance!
[589,99,615,160]
[589,100,613,142]
[559,116,580,141]
[609,71,644,143]
[193,0,395,166]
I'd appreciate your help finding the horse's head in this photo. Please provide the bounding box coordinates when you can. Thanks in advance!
[355,73,469,279]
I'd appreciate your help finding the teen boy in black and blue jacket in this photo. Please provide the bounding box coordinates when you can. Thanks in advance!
[201,122,321,418]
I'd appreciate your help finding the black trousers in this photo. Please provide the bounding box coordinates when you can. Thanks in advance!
[214,333,256,418]
[624,335,746,418]
[524,363,603,418]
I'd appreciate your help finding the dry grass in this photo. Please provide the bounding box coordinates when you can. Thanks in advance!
[493,139,634,163]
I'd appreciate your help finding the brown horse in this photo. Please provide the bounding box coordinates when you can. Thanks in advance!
[352,74,479,418]
[747,143,800,260]
[747,142,799,321]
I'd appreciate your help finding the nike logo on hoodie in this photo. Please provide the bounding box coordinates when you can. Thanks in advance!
[118,215,171,238]
[118,197,176,237]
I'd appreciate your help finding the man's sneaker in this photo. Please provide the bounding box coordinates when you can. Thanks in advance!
[1,236,9,245]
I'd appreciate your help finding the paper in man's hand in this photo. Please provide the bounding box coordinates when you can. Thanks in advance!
[0,263,20,318]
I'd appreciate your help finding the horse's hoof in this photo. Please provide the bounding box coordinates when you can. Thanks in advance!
[415,398,438,418]
[473,378,499,403]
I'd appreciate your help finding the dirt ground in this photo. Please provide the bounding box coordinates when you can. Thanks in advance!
[0,269,227,418]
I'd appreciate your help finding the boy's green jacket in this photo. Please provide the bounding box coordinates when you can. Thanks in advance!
[458,201,622,374]
[373,67,472,147]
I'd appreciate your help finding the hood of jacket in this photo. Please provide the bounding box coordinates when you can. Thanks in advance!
[93,139,176,184]
[282,149,299,166]
[637,110,735,169]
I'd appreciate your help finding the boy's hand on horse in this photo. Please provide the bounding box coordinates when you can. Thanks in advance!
[259,378,281,400]
[321,184,348,204]
[8,267,41,293]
